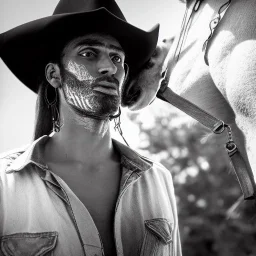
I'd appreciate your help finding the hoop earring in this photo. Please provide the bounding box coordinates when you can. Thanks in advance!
[44,86,61,132]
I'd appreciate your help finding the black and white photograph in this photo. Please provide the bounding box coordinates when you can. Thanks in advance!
[1,0,256,255]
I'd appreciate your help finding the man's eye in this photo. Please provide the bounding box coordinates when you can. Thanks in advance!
[80,51,95,58]
[112,55,122,63]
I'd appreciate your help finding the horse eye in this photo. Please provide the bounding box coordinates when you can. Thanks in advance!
[144,59,155,69]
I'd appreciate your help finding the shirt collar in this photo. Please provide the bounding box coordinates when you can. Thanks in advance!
[113,139,152,174]
[6,135,152,174]
[6,135,49,173]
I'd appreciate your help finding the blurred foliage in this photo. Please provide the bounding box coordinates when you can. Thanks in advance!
[128,101,256,256]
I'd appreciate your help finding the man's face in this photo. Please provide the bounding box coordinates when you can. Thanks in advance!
[60,33,126,118]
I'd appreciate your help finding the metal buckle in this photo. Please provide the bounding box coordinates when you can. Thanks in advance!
[213,120,225,134]
[226,141,238,156]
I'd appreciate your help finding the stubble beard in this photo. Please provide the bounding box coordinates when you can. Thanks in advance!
[61,70,121,119]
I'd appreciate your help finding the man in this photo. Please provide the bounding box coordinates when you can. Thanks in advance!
[0,0,181,255]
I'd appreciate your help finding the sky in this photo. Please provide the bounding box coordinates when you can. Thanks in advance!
[0,0,185,152]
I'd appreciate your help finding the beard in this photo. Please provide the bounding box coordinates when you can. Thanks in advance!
[61,69,121,119]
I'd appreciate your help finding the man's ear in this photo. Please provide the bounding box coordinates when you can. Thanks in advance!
[45,63,62,88]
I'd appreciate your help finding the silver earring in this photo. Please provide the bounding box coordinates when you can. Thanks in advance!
[44,86,60,132]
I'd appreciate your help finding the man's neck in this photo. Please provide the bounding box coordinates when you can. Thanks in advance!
[44,115,116,167]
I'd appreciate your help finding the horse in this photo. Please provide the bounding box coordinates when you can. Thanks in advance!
[122,0,256,195]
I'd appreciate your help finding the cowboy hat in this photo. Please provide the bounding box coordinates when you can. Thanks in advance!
[0,0,159,93]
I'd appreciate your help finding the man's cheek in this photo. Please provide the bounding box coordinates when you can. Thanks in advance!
[63,84,78,106]
[66,60,96,84]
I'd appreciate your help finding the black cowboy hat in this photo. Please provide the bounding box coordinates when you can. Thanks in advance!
[0,0,159,93]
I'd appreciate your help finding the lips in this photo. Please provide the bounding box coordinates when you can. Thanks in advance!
[93,81,119,96]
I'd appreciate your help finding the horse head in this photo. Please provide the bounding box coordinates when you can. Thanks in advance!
[122,37,174,111]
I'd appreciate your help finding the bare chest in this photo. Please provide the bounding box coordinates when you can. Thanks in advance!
[51,162,121,256]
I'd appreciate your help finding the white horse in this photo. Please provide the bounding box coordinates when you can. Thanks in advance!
[122,0,256,191]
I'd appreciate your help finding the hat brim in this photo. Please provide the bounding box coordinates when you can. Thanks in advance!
[0,8,159,93]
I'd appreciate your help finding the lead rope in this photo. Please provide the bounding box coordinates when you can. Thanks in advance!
[157,85,256,200]
[174,0,204,61]
[156,0,256,200]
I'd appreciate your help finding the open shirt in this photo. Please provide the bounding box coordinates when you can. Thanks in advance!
[0,135,182,256]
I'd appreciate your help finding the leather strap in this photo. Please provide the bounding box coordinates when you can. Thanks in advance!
[157,82,256,200]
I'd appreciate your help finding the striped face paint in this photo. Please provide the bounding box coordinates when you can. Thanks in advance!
[62,60,120,117]
[63,60,96,111]
[67,61,96,83]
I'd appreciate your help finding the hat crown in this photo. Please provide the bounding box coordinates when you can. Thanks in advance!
[53,0,126,21]
[1,0,159,94]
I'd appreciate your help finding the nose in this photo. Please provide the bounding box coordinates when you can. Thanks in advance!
[98,55,117,75]
[162,37,175,48]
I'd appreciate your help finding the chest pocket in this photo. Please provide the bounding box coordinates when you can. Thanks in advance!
[0,232,58,256]
[140,218,173,256]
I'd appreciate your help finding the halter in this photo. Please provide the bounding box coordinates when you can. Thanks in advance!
[157,0,256,200]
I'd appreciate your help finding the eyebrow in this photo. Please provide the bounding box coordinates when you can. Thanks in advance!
[73,38,125,55]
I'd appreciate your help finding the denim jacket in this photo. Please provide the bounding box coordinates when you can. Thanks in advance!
[0,135,182,256]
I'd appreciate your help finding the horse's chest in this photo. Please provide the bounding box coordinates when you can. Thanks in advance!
[170,0,233,94]
[168,0,241,121]
[169,47,235,122]
[206,0,256,120]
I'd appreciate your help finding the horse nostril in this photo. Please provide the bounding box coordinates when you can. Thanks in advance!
[161,70,167,78]
[152,49,158,57]
[163,39,167,43]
